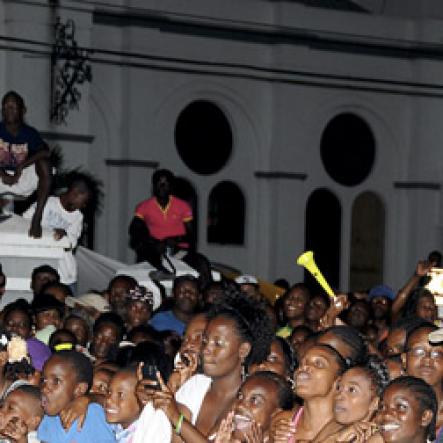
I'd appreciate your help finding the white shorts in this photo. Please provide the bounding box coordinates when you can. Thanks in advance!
[0,165,39,197]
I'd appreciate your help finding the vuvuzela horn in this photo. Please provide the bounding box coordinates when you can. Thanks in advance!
[296,250,335,299]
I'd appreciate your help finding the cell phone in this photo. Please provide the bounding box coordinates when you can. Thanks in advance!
[141,363,161,390]
[181,353,190,366]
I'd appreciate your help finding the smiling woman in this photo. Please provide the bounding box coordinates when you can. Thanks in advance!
[378,376,437,443]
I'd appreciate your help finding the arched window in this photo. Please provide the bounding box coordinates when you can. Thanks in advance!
[305,189,341,290]
[321,113,375,186]
[174,177,198,245]
[350,191,385,290]
[207,181,245,245]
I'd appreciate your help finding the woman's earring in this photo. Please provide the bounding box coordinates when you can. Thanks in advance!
[241,362,247,381]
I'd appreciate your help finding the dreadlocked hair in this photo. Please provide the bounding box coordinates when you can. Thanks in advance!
[208,289,274,368]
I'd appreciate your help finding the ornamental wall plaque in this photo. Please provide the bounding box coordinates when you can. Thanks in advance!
[51,17,92,125]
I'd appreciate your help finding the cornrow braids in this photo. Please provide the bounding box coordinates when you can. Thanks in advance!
[351,355,390,396]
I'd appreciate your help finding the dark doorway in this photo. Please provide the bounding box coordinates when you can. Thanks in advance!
[304,188,341,292]
[350,191,385,290]
[174,177,199,246]
[207,181,245,245]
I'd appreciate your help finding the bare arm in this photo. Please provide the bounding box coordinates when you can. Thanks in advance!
[28,157,51,238]
[129,216,162,250]
[392,260,434,321]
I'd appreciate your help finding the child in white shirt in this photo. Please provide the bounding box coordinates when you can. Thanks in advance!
[23,176,92,290]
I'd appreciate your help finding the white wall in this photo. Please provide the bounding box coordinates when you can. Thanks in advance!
[4,0,443,292]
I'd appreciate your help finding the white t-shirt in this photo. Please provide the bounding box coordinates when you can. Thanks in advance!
[23,196,83,284]
[175,373,212,425]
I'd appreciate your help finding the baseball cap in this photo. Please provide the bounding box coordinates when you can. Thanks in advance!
[368,285,395,301]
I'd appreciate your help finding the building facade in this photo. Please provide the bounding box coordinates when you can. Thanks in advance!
[2,0,443,291]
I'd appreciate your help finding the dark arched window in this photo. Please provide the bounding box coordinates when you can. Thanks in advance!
[175,100,233,175]
[350,191,385,290]
[207,181,245,245]
[305,188,341,290]
[174,177,199,246]
[321,113,375,186]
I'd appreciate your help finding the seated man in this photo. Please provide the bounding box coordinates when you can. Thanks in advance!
[0,91,50,238]
[129,169,212,285]
[129,169,193,272]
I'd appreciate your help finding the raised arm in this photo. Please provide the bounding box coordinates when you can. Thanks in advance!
[392,260,435,321]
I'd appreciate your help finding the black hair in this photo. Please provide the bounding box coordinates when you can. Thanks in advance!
[274,279,290,291]
[64,314,91,336]
[384,376,437,441]
[152,169,174,187]
[290,325,314,339]
[428,250,442,266]
[389,316,431,354]
[405,322,437,347]
[400,287,435,320]
[385,354,403,365]
[202,281,224,305]
[60,171,103,215]
[9,385,44,416]
[282,283,310,301]
[115,344,137,368]
[0,263,5,283]
[173,275,200,292]
[40,281,73,298]
[127,325,162,345]
[12,383,42,402]
[129,341,173,382]
[347,355,390,396]
[310,343,349,376]
[31,293,65,318]
[51,350,94,390]
[108,275,138,291]
[3,300,33,327]
[93,312,126,342]
[208,290,274,368]
[49,329,77,352]
[310,292,331,309]
[2,91,25,109]
[273,337,298,375]
[247,371,294,410]
[156,330,182,357]
[319,326,367,366]
[31,265,59,282]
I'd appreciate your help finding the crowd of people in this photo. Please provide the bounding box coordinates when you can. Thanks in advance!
[1,90,443,443]
[0,256,440,443]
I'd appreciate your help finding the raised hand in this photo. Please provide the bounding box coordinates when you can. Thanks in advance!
[319,293,349,330]
[152,371,181,423]
[214,411,235,443]
[168,351,199,393]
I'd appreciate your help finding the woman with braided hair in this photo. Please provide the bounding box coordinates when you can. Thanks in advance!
[151,289,274,442]
[320,355,390,442]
